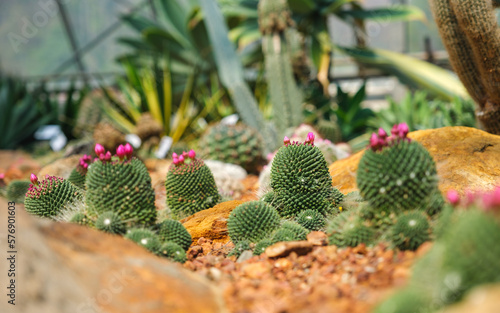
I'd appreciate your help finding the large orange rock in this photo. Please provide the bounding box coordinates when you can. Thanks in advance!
[0,198,227,313]
[181,200,244,244]
[329,127,500,196]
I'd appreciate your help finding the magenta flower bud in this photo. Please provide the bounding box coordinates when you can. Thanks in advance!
[95,143,105,156]
[124,143,133,158]
[116,145,126,159]
[398,123,409,138]
[173,157,179,165]
[378,128,387,139]
[283,136,290,145]
[391,124,399,137]
[0,173,4,180]
[306,132,315,144]
[178,155,185,164]
[99,153,106,161]
[83,163,88,169]
[30,173,39,186]
[188,149,196,159]
[182,151,188,158]
[369,133,379,150]
[172,152,178,159]
[446,190,460,206]
[104,151,112,161]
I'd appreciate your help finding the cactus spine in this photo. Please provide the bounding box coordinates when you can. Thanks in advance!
[259,0,303,138]
[430,0,500,134]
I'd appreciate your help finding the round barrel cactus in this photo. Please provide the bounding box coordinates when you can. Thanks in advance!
[85,144,157,226]
[199,123,265,173]
[25,174,83,219]
[271,133,336,218]
[227,200,281,243]
[165,150,221,219]
[357,124,438,212]
[390,210,430,251]
[154,219,192,251]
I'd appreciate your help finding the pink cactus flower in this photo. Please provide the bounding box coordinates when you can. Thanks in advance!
[446,190,460,206]
[391,124,399,137]
[116,145,126,159]
[172,152,178,159]
[188,149,196,159]
[369,133,380,151]
[178,155,185,164]
[173,157,179,165]
[0,173,4,180]
[378,128,388,140]
[104,151,112,161]
[482,186,500,210]
[398,123,409,138]
[124,143,133,159]
[94,143,105,156]
[30,173,39,186]
[306,132,315,144]
[283,136,290,146]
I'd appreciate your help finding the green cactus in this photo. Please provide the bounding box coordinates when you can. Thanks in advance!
[438,209,500,304]
[24,176,83,219]
[327,210,374,247]
[228,240,252,258]
[125,228,161,254]
[280,221,309,241]
[430,0,500,134]
[260,190,276,206]
[259,0,303,138]
[159,242,187,263]
[199,123,266,173]
[271,228,298,244]
[165,154,221,219]
[254,238,273,256]
[270,138,336,218]
[69,212,94,227]
[358,205,397,232]
[423,188,445,216]
[357,139,438,212]
[374,287,433,313]
[67,169,86,189]
[85,158,157,226]
[227,200,281,243]
[296,209,326,231]
[68,154,92,189]
[390,210,431,251]
[316,119,342,143]
[154,219,192,251]
[6,180,31,203]
[95,211,127,235]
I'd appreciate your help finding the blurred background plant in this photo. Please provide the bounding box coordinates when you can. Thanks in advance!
[0,0,482,157]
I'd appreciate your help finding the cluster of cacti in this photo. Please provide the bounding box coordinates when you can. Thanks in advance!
[253,239,273,256]
[376,187,500,311]
[199,123,266,173]
[323,123,440,251]
[259,0,303,138]
[85,143,157,226]
[67,154,92,189]
[24,174,83,218]
[270,133,342,218]
[357,124,439,212]
[430,0,500,135]
[165,150,221,219]
[6,180,31,203]
[279,221,309,241]
[227,200,281,244]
